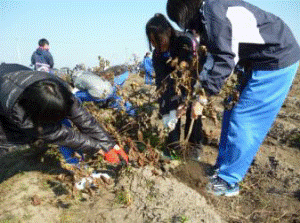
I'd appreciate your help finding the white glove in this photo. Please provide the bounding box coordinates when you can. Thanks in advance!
[162,110,178,131]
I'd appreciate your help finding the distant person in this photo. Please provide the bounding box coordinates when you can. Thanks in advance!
[0,63,128,165]
[167,0,300,196]
[31,38,54,73]
[143,52,154,85]
[74,63,86,72]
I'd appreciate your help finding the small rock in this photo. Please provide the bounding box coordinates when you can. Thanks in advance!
[31,195,41,206]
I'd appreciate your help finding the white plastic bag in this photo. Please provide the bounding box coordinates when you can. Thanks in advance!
[73,71,113,99]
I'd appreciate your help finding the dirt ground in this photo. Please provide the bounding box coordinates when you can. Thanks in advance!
[1,67,300,223]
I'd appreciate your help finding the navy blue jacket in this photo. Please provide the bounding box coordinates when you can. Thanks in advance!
[31,47,54,71]
[198,0,300,95]
[153,32,199,115]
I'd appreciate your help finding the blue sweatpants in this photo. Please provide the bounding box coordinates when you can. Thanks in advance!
[216,62,299,185]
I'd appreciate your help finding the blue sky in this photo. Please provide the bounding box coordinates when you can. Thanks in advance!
[1,0,300,69]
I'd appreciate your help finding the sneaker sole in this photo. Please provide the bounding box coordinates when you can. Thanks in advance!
[224,190,239,197]
[208,189,240,197]
[206,184,240,197]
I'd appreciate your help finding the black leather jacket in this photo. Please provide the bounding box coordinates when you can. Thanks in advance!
[0,63,115,154]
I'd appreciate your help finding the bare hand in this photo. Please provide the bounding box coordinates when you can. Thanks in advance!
[177,104,187,118]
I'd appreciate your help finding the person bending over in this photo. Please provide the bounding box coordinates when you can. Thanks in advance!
[167,0,300,196]
[0,63,128,165]
[31,38,54,73]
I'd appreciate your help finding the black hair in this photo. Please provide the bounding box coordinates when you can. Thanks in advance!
[173,35,195,62]
[38,38,49,47]
[145,13,176,52]
[167,0,203,32]
[18,79,73,125]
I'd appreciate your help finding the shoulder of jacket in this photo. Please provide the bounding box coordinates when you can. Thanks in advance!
[203,0,228,12]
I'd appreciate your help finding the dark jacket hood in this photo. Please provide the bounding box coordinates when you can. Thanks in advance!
[0,68,63,116]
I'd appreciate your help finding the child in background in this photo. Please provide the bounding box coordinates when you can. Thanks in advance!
[143,52,154,85]
[31,38,54,73]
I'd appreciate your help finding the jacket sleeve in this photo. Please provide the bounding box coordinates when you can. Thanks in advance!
[46,52,54,68]
[153,52,180,115]
[153,53,169,115]
[199,2,236,95]
[31,52,36,66]
[153,55,163,88]
[43,98,116,153]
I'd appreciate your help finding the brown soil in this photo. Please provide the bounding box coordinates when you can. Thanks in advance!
[1,67,300,223]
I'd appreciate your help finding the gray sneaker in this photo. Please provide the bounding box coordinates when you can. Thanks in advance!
[206,175,240,197]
